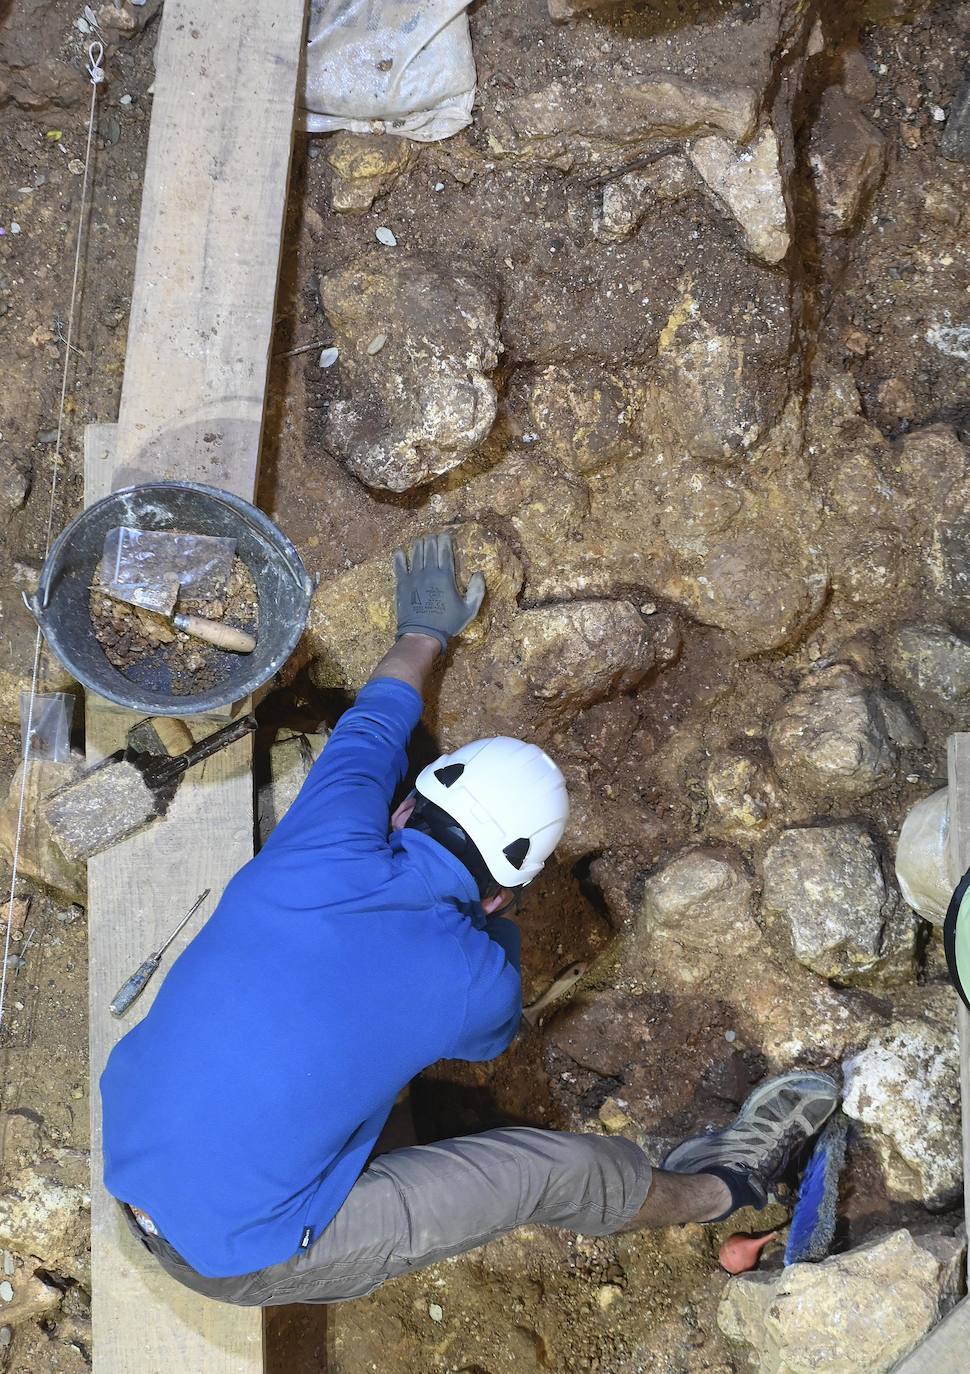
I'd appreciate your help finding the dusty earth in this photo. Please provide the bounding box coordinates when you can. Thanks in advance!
[1,0,969,1370]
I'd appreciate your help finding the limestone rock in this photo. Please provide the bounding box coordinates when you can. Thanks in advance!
[507,365,641,474]
[0,449,29,516]
[257,730,330,843]
[623,845,760,987]
[689,127,790,263]
[0,755,87,904]
[761,824,914,983]
[941,74,970,163]
[325,133,416,213]
[498,75,759,163]
[883,623,970,704]
[653,259,795,462]
[928,484,970,631]
[594,156,696,241]
[809,87,886,233]
[663,531,829,656]
[0,1134,89,1282]
[843,1017,962,1207]
[887,423,966,503]
[768,666,923,798]
[0,587,78,725]
[547,0,622,19]
[706,751,777,833]
[306,524,523,691]
[719,1229,961,1374]
[0,1269,61,1327]
[320,252,501,490]
[492,602,680,723]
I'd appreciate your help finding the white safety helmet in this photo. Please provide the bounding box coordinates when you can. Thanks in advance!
[414,737,569,889]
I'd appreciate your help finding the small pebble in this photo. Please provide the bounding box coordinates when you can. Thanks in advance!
[433,181,444,192]
[36,429,58,444]
[366,333,387,355]
[2,1253,13,1276]
[931,105,946,121]
[9,223,20,236]
[119,93,133,106]
[319,346,339,369]
[0,1281,12,1303]
[0,1327,10,1348]
[428,1302,443,1322]
[375,226,397,246]
[724,1029,737,1042]
[639,602,657,615]
[597,1283,623,1310]
[68,158,85,175]
[71,1088,84,1100]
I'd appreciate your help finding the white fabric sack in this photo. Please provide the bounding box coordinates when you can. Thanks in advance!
[895,786,952,926]
[301,0,476,142]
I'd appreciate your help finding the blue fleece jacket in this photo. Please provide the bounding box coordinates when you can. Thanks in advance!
[100,677,522,1278]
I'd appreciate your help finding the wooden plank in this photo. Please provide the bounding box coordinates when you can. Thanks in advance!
[112,0,305,499]
[84,422,119,504]
[84,2,305,1369]
[86,707,260,1374]
[892,1297,970,1372]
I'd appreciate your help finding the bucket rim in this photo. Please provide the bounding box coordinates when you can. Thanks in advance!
[31,480,314,717]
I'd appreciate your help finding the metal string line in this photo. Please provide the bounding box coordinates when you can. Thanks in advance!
[0,42,105,1035]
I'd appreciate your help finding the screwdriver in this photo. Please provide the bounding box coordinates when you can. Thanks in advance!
[109,889,211,1017]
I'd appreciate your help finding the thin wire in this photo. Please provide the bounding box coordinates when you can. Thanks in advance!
[0,43,104,1036]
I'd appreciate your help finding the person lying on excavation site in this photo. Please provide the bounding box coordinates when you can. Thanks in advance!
[100,530,838,1305]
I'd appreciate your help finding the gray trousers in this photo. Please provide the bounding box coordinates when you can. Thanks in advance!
[122,1127,653,1306]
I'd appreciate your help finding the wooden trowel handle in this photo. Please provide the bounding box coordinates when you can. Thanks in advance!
[172,613,256,654]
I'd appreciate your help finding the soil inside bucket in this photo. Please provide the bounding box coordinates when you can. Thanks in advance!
[88,553,260,697]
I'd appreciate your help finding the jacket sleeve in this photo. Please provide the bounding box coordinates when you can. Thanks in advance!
[447,921,522,1062]
[260,677,423,855]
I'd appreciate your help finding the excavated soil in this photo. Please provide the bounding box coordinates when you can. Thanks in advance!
[1,0,969,1370]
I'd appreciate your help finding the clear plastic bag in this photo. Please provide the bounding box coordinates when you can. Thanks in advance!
[102,528,237,606]
[20,691,74,763]
[301,0,476,142]
[895,786,951,926]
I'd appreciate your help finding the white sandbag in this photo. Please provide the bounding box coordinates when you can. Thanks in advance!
[895,786,952,925]
[301,0,476,142]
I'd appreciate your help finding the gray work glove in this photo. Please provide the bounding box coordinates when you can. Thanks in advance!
[393,532,485,651]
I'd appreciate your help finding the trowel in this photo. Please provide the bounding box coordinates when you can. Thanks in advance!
[101,527,257,653]
[43,713,257,862]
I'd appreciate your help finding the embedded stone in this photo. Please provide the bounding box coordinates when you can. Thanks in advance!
[320,252,501,491]
[689,127,790,264]
[761,823,914,983]
[843,1017,962,1208]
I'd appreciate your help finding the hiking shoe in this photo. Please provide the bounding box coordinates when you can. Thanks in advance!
[662,1071,839,1217]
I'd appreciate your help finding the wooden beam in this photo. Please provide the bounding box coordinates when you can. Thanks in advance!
[85,2,305,1370]
[112,0,304,499]
[86,697,261,1374]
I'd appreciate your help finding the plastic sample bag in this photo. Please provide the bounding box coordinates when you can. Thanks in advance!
[301,0,476,142]
[20,692,74,763]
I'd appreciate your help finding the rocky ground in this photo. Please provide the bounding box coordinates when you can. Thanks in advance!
[1,0,969,1370]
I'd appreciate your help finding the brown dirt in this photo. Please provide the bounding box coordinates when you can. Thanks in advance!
[1,0,969,1371]
[89,553,259,695]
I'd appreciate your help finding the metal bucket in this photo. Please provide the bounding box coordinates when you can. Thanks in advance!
[28,481,313,716]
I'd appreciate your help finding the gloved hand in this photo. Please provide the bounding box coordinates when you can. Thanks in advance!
[393,532,485,651]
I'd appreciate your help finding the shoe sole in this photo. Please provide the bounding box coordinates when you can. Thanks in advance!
[663,1070,839,1173]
